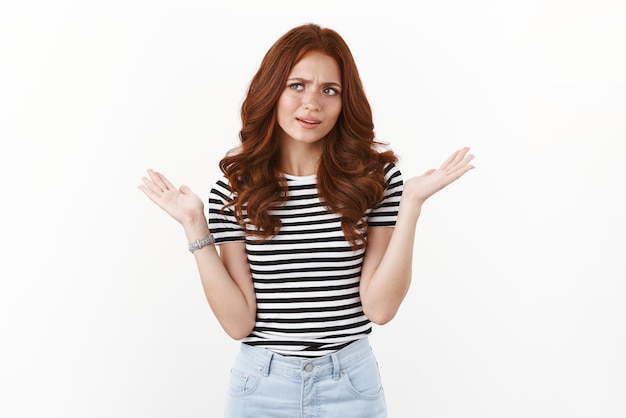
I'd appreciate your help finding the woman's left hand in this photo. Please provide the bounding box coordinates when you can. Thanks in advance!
[402,147,475,206]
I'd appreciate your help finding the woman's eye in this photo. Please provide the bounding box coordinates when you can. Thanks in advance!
[289,83,304,91]
[323,87,339,96]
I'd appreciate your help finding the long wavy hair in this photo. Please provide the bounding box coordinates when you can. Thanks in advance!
[219,23,398,250]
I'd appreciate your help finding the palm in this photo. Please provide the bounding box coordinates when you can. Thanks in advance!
[403,147,475,204]
[138,169,204,225]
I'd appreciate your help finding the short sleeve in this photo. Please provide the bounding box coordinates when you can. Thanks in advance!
[207,177,246,244]
[367,163,403,227]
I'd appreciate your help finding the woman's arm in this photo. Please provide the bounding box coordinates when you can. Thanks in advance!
[139,169,256,339]
[359,147,475,324]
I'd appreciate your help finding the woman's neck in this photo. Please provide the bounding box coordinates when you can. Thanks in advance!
[278,140,324,176]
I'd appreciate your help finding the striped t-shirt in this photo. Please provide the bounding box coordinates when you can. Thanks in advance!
[207,163,403,357]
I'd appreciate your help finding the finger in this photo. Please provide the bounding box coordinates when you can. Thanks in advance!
[451,147,471,166]
[158,172,177,190]
[140,176,164,197]
[439,147,469,171]
[146,169,164,190]
[446,151,474,174]
[138,183,162,203]
[450,153,475,171]
[437,150,459,171]
[449,161,475,181]
[147,169,172,191]
[423,168,436,176]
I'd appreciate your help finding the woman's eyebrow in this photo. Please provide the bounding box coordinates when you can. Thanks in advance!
[287,77,342,88]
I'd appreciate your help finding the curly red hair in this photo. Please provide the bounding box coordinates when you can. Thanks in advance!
[219,23,398,249]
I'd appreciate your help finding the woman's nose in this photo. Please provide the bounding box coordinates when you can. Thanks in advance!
[303,91,321,110]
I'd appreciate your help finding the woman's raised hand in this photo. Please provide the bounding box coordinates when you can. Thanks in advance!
[402,147,475,206]
[138,169,205,226]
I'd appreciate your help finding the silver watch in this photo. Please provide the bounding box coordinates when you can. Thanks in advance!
[188,234,215,253]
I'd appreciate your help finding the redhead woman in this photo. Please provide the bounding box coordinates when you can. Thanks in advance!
[139,23,474,418]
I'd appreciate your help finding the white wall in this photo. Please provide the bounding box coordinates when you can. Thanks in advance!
[1,1,624,417]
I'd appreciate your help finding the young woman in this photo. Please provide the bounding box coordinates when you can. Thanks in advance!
[139,23,474,418]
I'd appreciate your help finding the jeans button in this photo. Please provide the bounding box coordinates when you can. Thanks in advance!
[304,363,314,372]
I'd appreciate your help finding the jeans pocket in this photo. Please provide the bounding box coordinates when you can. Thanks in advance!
[228,367,261,397]
[341,354,385,399]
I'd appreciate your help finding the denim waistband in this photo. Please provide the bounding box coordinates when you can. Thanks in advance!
[237,337,373,380]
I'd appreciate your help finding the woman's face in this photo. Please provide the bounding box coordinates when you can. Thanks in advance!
[276,51,342,148]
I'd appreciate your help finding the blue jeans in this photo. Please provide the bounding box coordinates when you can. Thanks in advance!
[224,337,387,417]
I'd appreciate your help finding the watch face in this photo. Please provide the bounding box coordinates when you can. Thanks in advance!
[189,235,214,252]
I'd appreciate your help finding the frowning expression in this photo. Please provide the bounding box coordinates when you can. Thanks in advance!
[276,51,342,148]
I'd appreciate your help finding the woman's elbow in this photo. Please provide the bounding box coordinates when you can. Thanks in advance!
[226,328,250,340]
[364,307,398,326]
[223,318,255,340]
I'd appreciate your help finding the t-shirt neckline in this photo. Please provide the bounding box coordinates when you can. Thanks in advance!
[282,173,317,181]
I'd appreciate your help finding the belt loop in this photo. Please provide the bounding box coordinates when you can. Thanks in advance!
[261,350,273,377]
[331,353,340,380]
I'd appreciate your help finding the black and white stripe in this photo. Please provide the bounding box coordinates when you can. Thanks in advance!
[208,164,403,357]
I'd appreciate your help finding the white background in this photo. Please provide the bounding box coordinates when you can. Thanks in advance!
[1,0,625,417]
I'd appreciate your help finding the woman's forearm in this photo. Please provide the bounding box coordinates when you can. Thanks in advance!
[360,148,474,325]
[361,200,422,325]
[183,218,256,340]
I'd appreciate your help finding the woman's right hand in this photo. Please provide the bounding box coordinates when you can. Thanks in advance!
[138,169,205,227]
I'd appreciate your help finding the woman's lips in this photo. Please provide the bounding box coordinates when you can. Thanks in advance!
[296,117,321,128]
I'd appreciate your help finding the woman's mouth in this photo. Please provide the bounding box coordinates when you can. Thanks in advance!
[296,117,321,128]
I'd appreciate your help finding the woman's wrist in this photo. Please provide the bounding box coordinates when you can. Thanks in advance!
[398,196,423,219]
[188,234,215,253]
[182,215,211,242]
